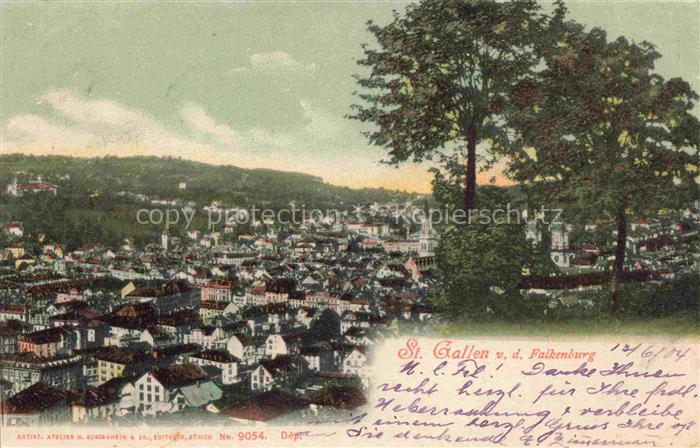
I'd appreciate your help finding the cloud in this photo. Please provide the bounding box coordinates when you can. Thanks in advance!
[231,51,316,74]
[182,103,238,147]
[1,90,221,155]
[3,114,95,148]
[0,89,441,192]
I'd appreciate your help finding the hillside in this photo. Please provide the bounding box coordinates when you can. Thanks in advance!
[0,155,418,249]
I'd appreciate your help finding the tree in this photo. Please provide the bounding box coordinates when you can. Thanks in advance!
[351,0,564,213]
[305,309,341,344]
[504,26,699,312]
[432,180,554,318]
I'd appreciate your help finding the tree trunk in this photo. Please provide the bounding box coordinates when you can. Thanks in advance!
[610,208,627,313]
[464,126,477,217]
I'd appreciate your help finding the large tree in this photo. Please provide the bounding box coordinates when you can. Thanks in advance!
[504,26,699,312]
[351,0,564,213]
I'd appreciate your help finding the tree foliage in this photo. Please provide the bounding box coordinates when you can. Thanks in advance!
[432,180,555,319]
[502,23,700,311]
[351,0,564,211]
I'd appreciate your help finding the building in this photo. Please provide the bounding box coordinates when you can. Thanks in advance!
[6,177,58,197]
[249,355,301,392]
[70,377,135,422]
[263,334,289,359]
[418,212,437,256]
[140,326,176,347]
[199,301,228,323]
[1,383,70,426]
[134,364,221,415]
[188,350,239,385]
[0,320,25,354]
[0,353,83,395]
[200,281,233,303]
[4,222,23,237]
[342,346,367,377]
[382,240,420,254]
[161,224,169,252]
[225,334,256,365]
[0,305,29,323]
[94,347,151,384]
[18,327,77,358]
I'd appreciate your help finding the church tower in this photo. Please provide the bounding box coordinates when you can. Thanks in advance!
[418,200,437,256]
[161,222,169,252]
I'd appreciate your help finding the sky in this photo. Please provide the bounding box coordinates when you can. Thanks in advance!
[1,1,698,193]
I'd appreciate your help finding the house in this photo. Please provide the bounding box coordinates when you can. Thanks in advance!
[140,326,176,347]
[343,327,374,346]
[264,334,289,359]
[14,254,35,270]
[631,218,659,233]
[299,345,334,372]
[122,281,197,316]
[585,220,613,231]
[404,256,436,280]
[43,243,64,258]
[18,326,77,358]
[155,310,199,343]
[200,281,233,302]
[340,311,385,334]
[152,343,201,366]
[0,305,29,323]
[220,389,309,423]
[70,377,135,422]
[134,364,221,416]
[342,346,367,377]
[382,239,420,254]
[199,300,228,323]
[4,222,23,237]
[93,347,151,384]
[188,350,239,385]
[6,178,58,197]
[0,320,25,354]
[250,355,301,392]
[225,334,257,365]
[550,222,570,250]
[0,383,69,426]
[0,353,83,395]
[185,326,225,349]
[1,244,25,261]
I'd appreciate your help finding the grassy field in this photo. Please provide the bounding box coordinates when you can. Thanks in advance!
[409,313,699,339]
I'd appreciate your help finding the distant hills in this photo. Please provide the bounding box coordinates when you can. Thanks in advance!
[0,154,418,249]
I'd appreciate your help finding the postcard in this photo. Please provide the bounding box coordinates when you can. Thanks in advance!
[0,1,697,447]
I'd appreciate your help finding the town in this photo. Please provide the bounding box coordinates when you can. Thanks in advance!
[0,173,697,426]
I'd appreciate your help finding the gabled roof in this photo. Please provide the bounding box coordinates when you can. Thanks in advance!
[152,343,200,359]
[93,346,150,365]
[0,319,26,337]
[20,326,72,345]
[190,350,239,364]
[144,326,174,341]
[71,377,131,407]
[177,381,222,407]
[259,355,293,375]
[1,383,66,414]
[149,363,208,388]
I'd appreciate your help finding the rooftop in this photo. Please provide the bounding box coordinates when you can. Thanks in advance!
[1,383,66,415]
